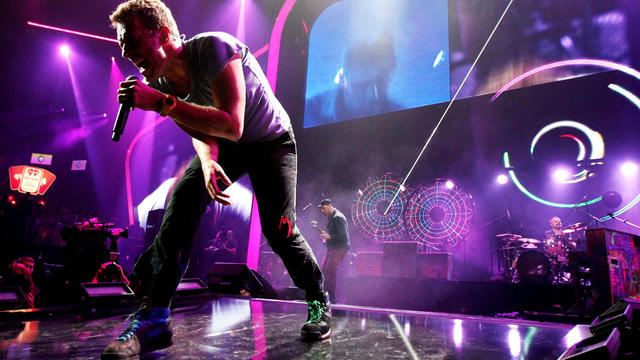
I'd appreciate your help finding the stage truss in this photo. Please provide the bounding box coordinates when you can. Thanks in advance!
[404,179,474,250]
[351,174,410,242]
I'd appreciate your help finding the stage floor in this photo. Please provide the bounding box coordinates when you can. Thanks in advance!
[1,296,588,359]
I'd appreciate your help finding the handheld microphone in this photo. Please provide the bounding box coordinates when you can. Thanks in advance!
[112,75,138,142]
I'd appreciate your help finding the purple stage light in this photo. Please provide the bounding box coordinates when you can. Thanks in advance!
[621,162,638,176]
[497,174,508,184]
[60,45,70,57]
[445,180,454,189]
[552,168,570,182]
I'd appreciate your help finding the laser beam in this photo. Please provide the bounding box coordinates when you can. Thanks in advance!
[384,0,515,215]
[27,21,118,43]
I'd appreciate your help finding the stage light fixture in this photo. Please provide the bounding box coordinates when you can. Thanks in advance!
[497,174,508,184]
[60,45,70,57]
[553,169,570,182]
[620,162,638,176]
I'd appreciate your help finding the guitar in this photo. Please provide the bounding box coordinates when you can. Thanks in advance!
[310,220,328,243]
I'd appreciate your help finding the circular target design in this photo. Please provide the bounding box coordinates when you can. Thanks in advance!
[352,175,409,242]
[404,179,474,249]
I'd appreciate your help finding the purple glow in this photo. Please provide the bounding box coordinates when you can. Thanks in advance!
[507,325,521,358]
[453,319,463,348]
[266,0,297,92]
[553,169,570,182]
[246,194,261,271]
[491,59,640,102]
[28,21,119,43]
[60,45,70,57]
[125,116,170,225]
[236,0,246,43]
[250,301,267,358]
[497,174,508,184]
[621,162,638,176]
[445,180,454,189]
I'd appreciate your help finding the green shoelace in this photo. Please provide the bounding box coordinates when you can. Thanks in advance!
[306,300,326,323]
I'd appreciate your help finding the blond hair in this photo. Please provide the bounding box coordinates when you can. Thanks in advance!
[110,0,179,37]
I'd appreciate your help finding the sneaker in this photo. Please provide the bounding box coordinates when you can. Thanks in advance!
[301,297,331,341]
[101,305,173,359]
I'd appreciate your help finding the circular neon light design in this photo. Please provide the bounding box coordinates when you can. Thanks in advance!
[503,152,602,208]
[528,121,604,184]
[496,59,640,212]
[530,121,604,161]
[404,179,473,249]
[352,174,409,242]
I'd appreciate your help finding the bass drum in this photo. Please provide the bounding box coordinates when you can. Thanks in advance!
[513,251,552,284]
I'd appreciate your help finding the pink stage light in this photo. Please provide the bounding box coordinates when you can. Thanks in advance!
[497,174,508,184]
[27,21,118,43]
[60,45,70,57]
[491,59,640,102]
[621,162,638,176]
[445,180,455,189]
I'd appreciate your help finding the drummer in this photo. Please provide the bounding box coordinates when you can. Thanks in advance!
[544,216,576,251]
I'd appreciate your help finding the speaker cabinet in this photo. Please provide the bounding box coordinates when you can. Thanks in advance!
[356,252,383,276]
[382,241,418,277]
[80,282,134,299]
[207,262,277,299]
[417,252,453,280]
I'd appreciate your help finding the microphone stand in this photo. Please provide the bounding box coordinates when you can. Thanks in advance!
[607,213,640,231]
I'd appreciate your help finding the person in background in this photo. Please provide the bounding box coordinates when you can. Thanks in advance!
[318,199,350,303]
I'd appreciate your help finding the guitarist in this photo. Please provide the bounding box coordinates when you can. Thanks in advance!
[316,199,350,303]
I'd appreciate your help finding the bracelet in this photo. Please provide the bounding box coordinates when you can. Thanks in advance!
[160,94,176,117]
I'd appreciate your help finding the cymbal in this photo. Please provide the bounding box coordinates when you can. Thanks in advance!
[515,238,542,244]
[496,233,522,239]
[564,222,586,230]
[521,243,538,249]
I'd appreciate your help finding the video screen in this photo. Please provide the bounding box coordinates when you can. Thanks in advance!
[303,0,633,129]
[303,0,450,128]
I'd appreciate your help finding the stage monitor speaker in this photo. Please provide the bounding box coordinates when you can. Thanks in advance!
[557,327,620,360]
[80,282,134,299]
[417,252,453,280]
[207,262,277,299]
[176,278,208,295]
[382,241,417,277]
[0,286,26,310]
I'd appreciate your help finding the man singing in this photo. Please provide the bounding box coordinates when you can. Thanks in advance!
[103,1,329,358]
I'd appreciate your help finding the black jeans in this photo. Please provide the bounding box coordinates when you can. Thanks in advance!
[132,130,324,307]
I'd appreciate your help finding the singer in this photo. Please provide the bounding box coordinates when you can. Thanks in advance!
[103,1,329,358]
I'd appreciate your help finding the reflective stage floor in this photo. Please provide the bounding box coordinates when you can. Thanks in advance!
[1,296,588,359]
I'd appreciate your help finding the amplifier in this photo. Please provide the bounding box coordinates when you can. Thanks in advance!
[356,252,383,276]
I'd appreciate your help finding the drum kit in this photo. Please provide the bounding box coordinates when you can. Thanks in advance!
[496,223,586,285]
